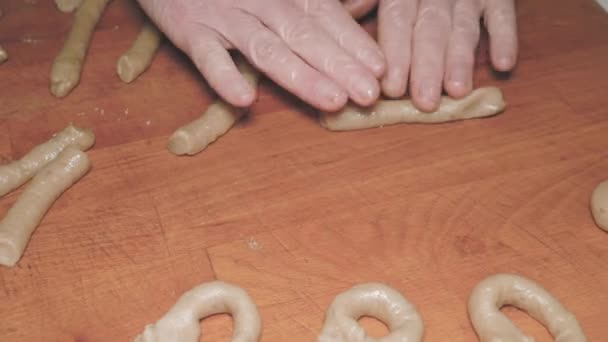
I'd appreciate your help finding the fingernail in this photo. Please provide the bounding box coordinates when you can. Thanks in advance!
[448,69,468,89]
[351,74,379,105]
[383,68,407,97]
[358,48,386,76]
[317,80,347,107]
[417,82,438,111]
[496,55,513,71]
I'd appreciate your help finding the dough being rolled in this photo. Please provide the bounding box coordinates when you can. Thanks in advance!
[50,0,111,97]
[55,0,84,12]
[117,19,162,83]
[468,273,586,342]
[167,58,260,156]
[318,282,424,342]
[0,147,91,267]
[134,280,262,342]
[591,179,608,232]
[320,87,506,131]
[0,124,95,197]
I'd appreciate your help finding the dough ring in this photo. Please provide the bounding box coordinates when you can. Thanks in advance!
[134,280,262,342]
[590,179,608,231]
[468,273,586,342]
[318,282,424,342]
[319,87,505,131]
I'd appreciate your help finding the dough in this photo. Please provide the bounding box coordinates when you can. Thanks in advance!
[468,273,586,342]
[117,19,162,83]
[134,280,262,342]
[50,0,111,97]
[0,124,95,197]
[0,147,91,267]
[591,179,608,231]
[55,0,84,12]
[167,58,260,156]
[0,46,6,64]
[318,282,424,342]
[319,87,506,131]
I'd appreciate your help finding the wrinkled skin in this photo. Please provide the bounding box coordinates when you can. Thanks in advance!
[137,0,517,112]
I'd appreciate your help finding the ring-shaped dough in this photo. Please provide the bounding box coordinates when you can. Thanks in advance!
[134,280,262,342]
[468,274,586,342]
[318,283,424,342]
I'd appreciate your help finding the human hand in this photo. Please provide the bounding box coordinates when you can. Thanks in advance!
[137,0,387,111]
[378,0,518,112]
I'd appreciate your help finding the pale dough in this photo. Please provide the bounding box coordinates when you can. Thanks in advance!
[318,282,424,342]
[0,46,6,64]
[117,19,162,83]
[55,0,84,12]
[0,147,91,267]
[319,87,506,131]
[590,179,608,231]
[134,280,262,342]
[50,0,111,97]
[0,124,95,197]
[468,273,586,342]
[167,58,260,156]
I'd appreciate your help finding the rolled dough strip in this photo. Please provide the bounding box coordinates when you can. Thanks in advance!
[591,179,608,231]
[0,147,91,267]
[50,0,111,97]
[55,0,84,12]
[167,58,261,156]
[0,45,7,64]
[134,280,262,342]
[0,124,95,197]
[116,19,162,83]
[319,86,506,131]
[318,282,424,342]
[468,273,586,342]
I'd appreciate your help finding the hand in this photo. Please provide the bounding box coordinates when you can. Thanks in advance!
[378,0,518,111]
[137,0,387,111]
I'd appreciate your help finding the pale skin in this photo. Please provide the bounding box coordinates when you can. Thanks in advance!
[136,0,517,112]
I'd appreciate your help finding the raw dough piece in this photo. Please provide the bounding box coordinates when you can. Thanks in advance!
[55,0,84,12]
[167,58,260,156]
[590,179,608,231]
[318,282,424,342]
[134,280,262,342]
[0,46,6,64]
[0,147,91,267]
[320,87,506,131]
[468,273,586,342]
[117,19,162,83]
[50,0,111,97]
[0,124,95,197]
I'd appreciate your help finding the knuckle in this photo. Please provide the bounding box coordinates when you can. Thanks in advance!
[281,18,316,46]
[248,30,284,67]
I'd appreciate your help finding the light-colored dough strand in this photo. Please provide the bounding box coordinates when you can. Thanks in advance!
[117,19,162,83]
[50,0,111,97]
[468,274,586,342]
[167,59,260,156]
[55,0,84,12]
[134,280,262,342]
[0,147,91,267]
[591,179,608,231]
[0,45,7,64]
[318,282,424,342]
[320,87,506,131]
[0,124,95,197]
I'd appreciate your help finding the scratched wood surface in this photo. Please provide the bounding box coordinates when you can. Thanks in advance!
[1,0,607,341]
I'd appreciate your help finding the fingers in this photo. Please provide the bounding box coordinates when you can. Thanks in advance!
[484,0,518,71]
[378,0,417,98]
[410,0,453,112]
[444,0,481,98]
[342,0,379,19]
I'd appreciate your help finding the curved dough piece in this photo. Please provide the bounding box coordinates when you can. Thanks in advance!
[319,87,505,131]
[134,280,262,342]
[318,282,424,342]
[468,273,586,342]
[590,179,608,231]
[55,0,84,12]
[0,147,91,267]
[0,45,7,64]
[50,0,111,97]
[116,19,162,83]
[167,58,260,156]
[0,124,95,197]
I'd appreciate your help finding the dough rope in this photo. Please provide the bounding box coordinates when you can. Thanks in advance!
[167,57,261,156]
[590,179,608,231]
[134,280,262,342]
[54,0,84,13]
[116,19,162,83]
[0,147,91,267]
[0,124,95,197]
[318,282,424,342]
[0,8,6,64]
[468,273,586,342]
[50,0,112,97]
[319,87,506,131]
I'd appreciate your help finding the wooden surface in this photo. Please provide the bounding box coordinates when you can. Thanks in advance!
[1,0,608,341]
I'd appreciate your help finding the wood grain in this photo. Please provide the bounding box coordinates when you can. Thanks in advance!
[1,0,607,341]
